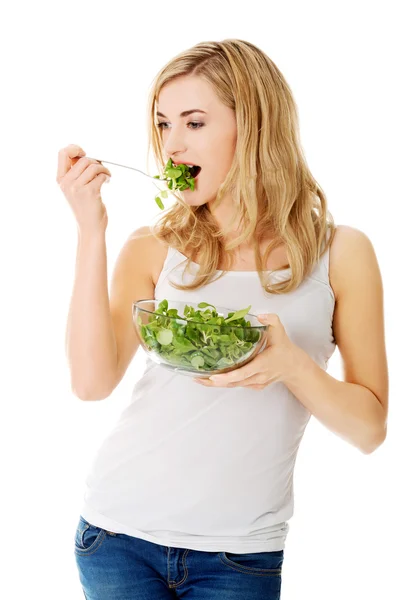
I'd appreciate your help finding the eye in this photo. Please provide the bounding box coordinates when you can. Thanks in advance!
[156,122,204,130]
[188,122,204,129]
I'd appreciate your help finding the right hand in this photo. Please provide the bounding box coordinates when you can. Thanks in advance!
[56,144,112,233]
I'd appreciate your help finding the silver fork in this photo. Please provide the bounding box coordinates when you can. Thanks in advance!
[84,156,169,203]
[84,158,201,213]
[85,157,166,182]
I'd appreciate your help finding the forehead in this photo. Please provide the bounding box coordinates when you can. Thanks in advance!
[157,75,215,112]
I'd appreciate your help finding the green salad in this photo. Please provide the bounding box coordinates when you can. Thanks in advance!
[137,299,263,372]
[153,158,200,209]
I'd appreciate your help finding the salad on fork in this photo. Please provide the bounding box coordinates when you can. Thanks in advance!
[84,156,201,209]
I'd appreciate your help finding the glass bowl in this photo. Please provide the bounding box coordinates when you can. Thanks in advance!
[132,299,268,378]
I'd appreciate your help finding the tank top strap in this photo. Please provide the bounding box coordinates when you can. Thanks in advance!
[154,245,188,293]
[309,228,334,292]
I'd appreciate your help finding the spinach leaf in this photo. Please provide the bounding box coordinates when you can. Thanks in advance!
[153,158,197,209]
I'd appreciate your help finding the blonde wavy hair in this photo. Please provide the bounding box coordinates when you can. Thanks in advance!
[143,38,336,295]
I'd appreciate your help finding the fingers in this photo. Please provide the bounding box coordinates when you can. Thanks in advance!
[69,157,111,184]
[56,144,86,184]
[56,144,111,186]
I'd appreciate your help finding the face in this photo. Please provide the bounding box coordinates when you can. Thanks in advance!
[156,75,237,217]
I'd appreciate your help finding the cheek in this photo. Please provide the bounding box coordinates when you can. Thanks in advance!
[218,139,236,176]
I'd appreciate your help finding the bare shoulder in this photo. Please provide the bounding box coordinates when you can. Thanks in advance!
[127,225,169,287]
[329,224,380,302]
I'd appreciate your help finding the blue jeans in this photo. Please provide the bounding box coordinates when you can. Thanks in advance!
[74,515,284,599]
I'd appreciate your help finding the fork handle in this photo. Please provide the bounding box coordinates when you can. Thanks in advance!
[85,157,166,181]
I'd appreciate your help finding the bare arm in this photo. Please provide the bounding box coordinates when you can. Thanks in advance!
[65,230,118,400]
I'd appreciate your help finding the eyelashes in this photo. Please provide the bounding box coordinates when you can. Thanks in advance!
[156,122,204,130]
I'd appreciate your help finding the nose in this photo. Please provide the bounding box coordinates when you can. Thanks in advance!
[163,124,188,160]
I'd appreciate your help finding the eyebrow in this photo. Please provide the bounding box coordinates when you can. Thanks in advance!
[156,109,207,118]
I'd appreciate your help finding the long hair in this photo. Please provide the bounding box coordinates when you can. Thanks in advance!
[142,39,336,294]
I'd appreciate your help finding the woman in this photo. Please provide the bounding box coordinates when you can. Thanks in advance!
[58,39,388,599]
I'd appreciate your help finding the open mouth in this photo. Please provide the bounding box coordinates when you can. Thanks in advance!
[173,163,202,178]
[189,165,201,178]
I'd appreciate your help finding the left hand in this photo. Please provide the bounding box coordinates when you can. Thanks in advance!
[193,313,301,389]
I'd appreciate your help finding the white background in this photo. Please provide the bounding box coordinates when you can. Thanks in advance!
[1,1,398,598]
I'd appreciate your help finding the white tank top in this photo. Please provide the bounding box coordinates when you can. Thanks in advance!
[80,232,336,553]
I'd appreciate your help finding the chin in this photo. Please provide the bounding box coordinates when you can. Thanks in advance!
[183,198,208,208]
[182,187,215,206]
[182,190,206,205]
